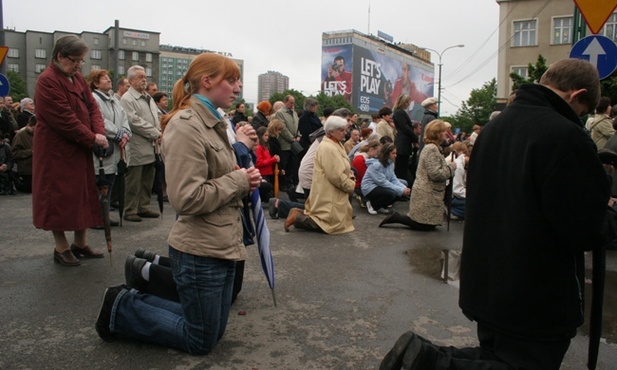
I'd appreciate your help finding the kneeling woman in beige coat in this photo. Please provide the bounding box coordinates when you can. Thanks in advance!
[285,116,356,234]
[379,120,456,230]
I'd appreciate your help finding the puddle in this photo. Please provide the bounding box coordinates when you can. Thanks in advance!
[406,248,617,344]
[406,248,445,281]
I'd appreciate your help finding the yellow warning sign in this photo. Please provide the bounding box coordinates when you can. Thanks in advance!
[575,0,617,34]
[0,47,8,65]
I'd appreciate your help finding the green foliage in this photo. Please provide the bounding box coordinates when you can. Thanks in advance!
[453,78,497,133]
[509,54,548,91]
[600,71,617,106]
[269,90,353,116]
[6,71,28,101]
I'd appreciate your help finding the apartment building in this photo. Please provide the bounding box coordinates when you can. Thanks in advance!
[496,0,617,98]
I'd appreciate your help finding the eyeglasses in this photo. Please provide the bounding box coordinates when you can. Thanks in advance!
[65,56,85,65]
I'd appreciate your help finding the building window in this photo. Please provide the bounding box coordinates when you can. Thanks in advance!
[118,50,125,60]
[122,38,127,45]
[118,65,125,75]
[94,37,100,45]
[145,53,152,62]
[132,52,139,61]
[602,13,617,42]
[91,49,102,60]
[132,39,137,46]
[35,64,46,73]
[35,49,47,59]
[8,48,19,58]
[145,67,152,77]
[7,64,18,72]
[91,65,102,71]
[512,19,537,47]
[511,66,529,79]
[552,16,572,44]
[141,41,146,47]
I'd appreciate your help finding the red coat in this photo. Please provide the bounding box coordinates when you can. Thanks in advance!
[32,62,105,231]
[255,144,277,176]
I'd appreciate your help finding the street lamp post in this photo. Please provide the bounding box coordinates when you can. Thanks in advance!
[422,44,464,116]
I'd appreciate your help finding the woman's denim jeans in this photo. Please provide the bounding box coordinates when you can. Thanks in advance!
[110,246,237,355]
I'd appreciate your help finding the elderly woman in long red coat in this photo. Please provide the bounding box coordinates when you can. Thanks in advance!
[32,35,109,266]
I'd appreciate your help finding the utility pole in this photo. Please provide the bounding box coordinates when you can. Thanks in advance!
[423,44,465,116]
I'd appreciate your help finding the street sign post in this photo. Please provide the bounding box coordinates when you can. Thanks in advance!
[574,0,617,34]
[570,35,617,79]
[0,73,10,96]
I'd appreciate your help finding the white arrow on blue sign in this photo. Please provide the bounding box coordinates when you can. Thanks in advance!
[0,73,9,97]
[570,35,617,80]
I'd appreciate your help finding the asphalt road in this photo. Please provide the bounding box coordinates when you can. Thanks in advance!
[1,193,616,369]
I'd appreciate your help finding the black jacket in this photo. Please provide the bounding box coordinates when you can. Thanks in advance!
[232,111,248,125]
[298,111,322,151]
[251,111,269,130]
[459,84,609,339]
[392,108,417,157]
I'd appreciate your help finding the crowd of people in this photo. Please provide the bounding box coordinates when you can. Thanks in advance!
[4,35,613,368]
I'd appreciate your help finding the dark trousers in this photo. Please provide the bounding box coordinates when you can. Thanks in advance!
[15,174,31,193]
[280,150,299,189]
[394,153,412,186]
[365,186,398,210]
[141,254,245,305]
[258,181,273,203]
[279,150,293,189]
[431,323,571,369]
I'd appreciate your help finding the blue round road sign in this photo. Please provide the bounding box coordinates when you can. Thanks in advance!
[570,35,617,80]
[0,73,9,96]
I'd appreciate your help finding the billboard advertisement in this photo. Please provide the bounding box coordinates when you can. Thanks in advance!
[321,45,354,103]
[321,44,435,121]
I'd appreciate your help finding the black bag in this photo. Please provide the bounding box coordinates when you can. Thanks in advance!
[291,141,303,155]
[290,125,303,155]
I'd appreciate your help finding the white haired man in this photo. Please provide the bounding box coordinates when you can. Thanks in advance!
[120,65,161,222]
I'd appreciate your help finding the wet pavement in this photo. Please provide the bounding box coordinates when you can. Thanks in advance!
[1,193,616,369]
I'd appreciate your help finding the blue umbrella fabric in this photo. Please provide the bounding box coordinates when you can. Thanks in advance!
[249,189,276,306]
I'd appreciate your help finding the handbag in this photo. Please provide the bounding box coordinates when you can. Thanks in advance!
[290,126,303,155]
[291,141,304,155]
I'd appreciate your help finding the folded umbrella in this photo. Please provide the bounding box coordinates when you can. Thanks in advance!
[153,143,165,217]
[273,164,280,198]
[94,146,113,265]
[250,189,276,306]
[117,147,127,226]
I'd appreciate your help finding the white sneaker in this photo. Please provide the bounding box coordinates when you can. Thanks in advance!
[377,208,392,214]
[366,201,377,215]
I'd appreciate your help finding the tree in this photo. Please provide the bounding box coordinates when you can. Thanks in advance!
[269,89,306,113]
[509,54,548,91]
[7,71,28,102]
[600,70,617,106]
[269,89,354,116]
[453,78,497,133]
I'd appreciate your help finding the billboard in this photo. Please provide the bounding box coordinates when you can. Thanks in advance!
[321,46,354,103]
[321,44,434,121]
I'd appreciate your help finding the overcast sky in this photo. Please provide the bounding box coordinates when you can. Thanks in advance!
[4,0,499,116]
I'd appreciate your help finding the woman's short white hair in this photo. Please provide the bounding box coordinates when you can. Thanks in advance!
[324,115,348,133]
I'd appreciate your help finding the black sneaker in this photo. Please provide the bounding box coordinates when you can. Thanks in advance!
[95,285,126,342]
[125,256,148,291]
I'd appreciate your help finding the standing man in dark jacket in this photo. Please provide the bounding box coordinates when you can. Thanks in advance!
[381,59,609,369]
[392,94,418,186]
[298,98,322,155]
[419,97,438,151]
